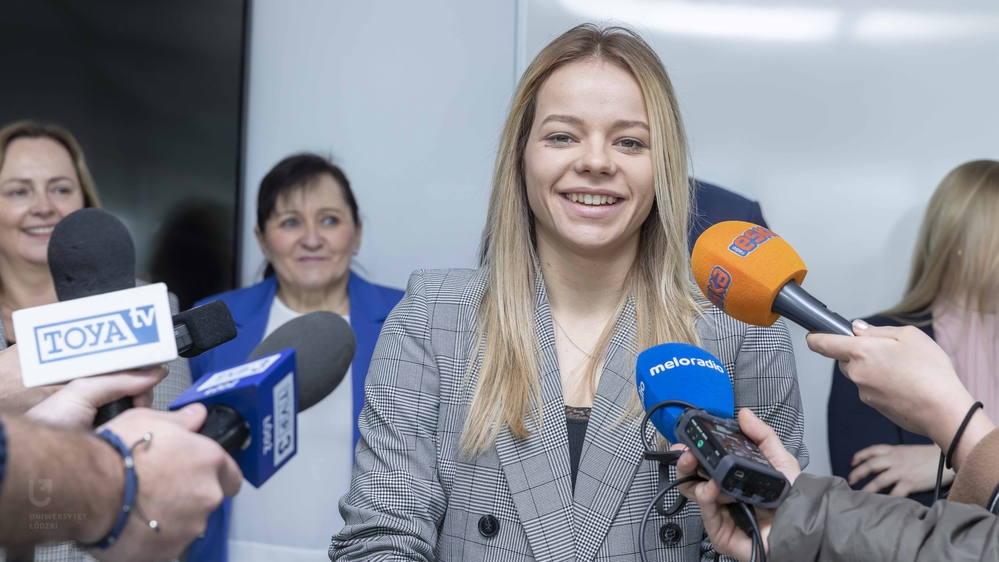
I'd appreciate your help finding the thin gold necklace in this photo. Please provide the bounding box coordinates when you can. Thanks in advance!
[551,314,597,359]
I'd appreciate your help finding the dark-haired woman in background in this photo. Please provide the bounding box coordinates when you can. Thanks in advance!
[829,160,999,506]
[187,154,403,562]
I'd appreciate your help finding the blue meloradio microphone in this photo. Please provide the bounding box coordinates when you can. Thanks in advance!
[636,342,788,508]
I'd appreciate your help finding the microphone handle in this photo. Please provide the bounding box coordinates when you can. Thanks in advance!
[772,281,854,336]
[89,325,194,426]
[198,404,252,456]
[93,397,134,427]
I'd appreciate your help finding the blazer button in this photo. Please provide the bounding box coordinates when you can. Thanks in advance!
[478,515,500,538]
[660,522,682,546]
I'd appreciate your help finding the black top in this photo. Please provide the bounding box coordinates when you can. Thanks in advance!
[566,406,591,490]
[827,313,939,506]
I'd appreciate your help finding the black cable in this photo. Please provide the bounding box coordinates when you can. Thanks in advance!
[640,399,696,454]
[934,451,945,503]
[739,501,766,562]
[639,475,700,562]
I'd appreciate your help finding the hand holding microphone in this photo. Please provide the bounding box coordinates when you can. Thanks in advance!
[691,221,853,336]
[808,322,997,473]
[26,363,169,431]
[91,404,242,562]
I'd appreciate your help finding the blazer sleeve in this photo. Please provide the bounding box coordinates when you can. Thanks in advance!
[736,320,809,468]
[331,270,446,561]
[702,319,808,562]
[769,473,999,562]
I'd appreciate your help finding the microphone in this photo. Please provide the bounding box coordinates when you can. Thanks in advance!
[15,211,177,389]
[173,300,238,359]
[13,209,237,420]
[635,342,789,513]
[635,342,734,443]
[170,311,356,487]
[691,221,853,336]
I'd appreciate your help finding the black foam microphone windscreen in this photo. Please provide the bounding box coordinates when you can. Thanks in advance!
[48,208,136,300]
[247,311,356,412]
[173,300,238,358]
[47,209,138,425]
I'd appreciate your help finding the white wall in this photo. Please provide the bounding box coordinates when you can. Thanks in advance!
[243,0,999,477]
[242,0,517,289]
[524,0,999,475]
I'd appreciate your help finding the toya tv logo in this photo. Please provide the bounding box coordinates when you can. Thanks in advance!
[34,306,160,364]
[705,266,731,310]
[728,226,778,258]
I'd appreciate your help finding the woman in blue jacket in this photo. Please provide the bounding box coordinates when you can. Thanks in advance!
[188,153,403,562]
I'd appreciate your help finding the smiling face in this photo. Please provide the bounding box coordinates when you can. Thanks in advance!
[523,58,654,258]
[0,137,86,268]
[256,173,361,293]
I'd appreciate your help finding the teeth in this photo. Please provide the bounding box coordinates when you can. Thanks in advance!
[24,227,54,235]
[564,193,618,206]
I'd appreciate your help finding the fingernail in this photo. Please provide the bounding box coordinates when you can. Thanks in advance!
[853,319,870,330]
[850,456,855,466]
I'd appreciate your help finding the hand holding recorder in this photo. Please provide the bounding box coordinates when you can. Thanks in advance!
[675,409,802,562]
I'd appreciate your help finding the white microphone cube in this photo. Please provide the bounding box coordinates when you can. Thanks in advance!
[13,283,179,387]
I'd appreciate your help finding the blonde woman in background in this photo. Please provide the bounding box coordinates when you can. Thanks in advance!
[331,24,807,562]
[829,160,999,506]
[0,120,191,562]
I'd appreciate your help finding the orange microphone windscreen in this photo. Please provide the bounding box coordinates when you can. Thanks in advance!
[691,221,807,327]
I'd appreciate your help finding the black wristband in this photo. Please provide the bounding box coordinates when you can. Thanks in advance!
[83,429,139,550]
[945,402,983,470]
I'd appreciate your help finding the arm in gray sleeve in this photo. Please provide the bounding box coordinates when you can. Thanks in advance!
[330,271,446,561]
[770,473,999,562]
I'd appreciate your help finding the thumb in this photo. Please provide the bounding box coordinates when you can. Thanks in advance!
[738,409,801,482]
[66,366,168,409]
[168,403,209,431]
[738,409,781,453]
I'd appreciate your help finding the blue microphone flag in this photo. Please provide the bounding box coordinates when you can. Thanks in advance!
[635,342,735,443]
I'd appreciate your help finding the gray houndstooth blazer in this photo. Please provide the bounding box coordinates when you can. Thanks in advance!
[330,268,807,562]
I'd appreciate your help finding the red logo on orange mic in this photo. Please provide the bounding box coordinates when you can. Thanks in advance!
[728,226,778,258]
[706,266,732,309]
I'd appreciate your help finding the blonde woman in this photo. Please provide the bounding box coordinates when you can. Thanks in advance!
[331,25,806,561]
[829,160,999,506]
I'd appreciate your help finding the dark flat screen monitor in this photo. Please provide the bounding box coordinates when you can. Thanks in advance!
[0,0,248,310]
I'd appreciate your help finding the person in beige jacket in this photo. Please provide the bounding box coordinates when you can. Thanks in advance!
[678,321,999,562]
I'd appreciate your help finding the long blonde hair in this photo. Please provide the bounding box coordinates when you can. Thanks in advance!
[462,24,701,455]
[883,160,999,321]
[0,120,102,209]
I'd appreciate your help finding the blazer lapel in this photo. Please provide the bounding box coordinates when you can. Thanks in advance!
[572,298,644,562]
[493,276,576,562]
